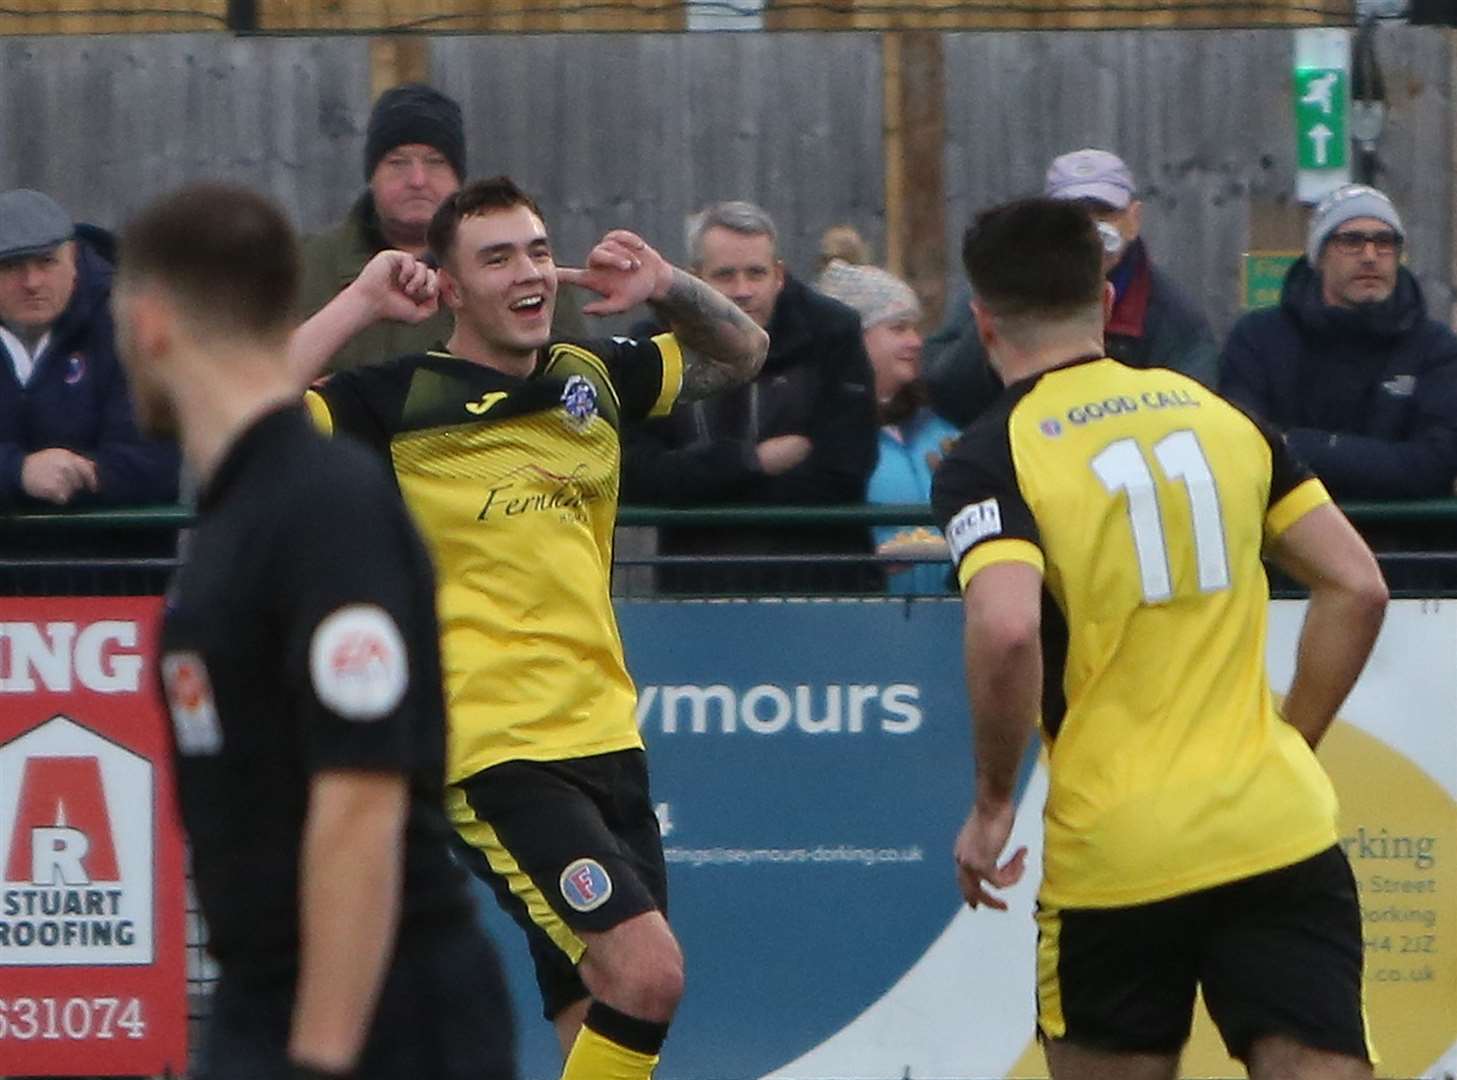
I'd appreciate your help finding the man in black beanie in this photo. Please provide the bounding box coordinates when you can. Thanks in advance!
[296,83,463,373]
[297,84,584,373]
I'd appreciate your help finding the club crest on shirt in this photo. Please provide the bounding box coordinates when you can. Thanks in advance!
[1040,417,1063,437]
[560,857,613,912]
[560,374,599,430]
[161,651,223,755]
[63,353,86,385]
[308,604,409,722]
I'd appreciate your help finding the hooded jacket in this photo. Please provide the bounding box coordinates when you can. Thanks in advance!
[0,225,180,507]
[1220,259,1457,500]
[924,240,1219,428]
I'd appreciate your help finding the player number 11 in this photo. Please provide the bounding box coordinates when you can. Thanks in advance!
[1091,430,1231,604]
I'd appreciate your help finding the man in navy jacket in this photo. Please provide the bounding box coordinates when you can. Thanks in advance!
[0,189,179,508]
[1221,184,1457,501]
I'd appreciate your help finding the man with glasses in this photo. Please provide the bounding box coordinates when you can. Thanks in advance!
[1222,183,1457,499]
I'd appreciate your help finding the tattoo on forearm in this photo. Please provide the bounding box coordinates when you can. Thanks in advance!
[650,268,768,401]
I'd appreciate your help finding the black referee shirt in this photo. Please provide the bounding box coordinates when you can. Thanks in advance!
[159,405,471,977]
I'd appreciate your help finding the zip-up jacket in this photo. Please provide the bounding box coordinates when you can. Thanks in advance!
[1220,258,1457,500]
[622,274,877,507]
[0,225,180,507]
[621,273,879,592]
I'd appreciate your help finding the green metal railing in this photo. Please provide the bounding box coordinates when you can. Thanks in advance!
[8,499,1457,530]
[5,501,1457,600]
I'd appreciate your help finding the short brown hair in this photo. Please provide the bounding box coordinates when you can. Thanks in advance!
[121,183,298,338]
[427,175,545,268]
[961,197,1104,321]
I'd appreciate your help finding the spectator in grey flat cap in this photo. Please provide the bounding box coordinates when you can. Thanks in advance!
[297,82,582,373]
[923,148,1218,428]
[1221,183,1457,499]
[0,188,178,508]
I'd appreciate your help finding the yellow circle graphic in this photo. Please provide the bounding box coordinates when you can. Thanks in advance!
[1008,719,1456,1077]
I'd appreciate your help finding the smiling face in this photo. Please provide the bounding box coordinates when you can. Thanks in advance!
[1318,215,1401,308]
[438,204,557,361]
[864,316,923,402]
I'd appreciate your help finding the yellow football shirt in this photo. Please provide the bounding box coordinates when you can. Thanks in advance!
[932,357,1338,909]
[305,334,683,783]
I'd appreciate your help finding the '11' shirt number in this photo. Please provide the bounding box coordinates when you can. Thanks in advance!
[1091,430,1231,604]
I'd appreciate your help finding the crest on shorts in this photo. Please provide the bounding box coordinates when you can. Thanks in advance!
[560,857,613,912]
[1039,417,1063,437]
[560,375,599,430]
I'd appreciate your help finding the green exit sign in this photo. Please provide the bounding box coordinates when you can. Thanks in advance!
[1293,67,1348,170]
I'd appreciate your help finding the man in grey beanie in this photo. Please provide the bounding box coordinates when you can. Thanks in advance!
[1221,183,1457,500]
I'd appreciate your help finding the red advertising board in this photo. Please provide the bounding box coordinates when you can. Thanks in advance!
[0,597,187,1076]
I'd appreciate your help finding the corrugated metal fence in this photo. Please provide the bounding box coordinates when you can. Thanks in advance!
[0,29,1449,335]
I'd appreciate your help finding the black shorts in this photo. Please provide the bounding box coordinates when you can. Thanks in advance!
[1036,845,1372,1063]
[197,917,516,1080]
[448,749,669,1020]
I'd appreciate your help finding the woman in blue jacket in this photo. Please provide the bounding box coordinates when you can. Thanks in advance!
[817,258,958,595]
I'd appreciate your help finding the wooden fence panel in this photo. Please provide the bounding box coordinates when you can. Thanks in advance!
[258,0,684,32]
[0,1,226,35]
[764,0,1354,32]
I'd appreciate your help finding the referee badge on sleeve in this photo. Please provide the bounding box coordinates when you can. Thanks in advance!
[560,858,613,912]
[309,605,409,721]
[162,651,223,755]
[946,497,1003,564]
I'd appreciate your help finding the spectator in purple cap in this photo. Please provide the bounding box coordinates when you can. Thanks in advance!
[923,148,1217,428]
[0,188,178,508]
[297,83,581,372]
[1221,183,1457,499]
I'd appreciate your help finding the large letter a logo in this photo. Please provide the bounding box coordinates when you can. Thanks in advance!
[4,756,119,885]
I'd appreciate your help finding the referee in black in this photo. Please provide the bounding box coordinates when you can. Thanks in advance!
[114,184,517,1080]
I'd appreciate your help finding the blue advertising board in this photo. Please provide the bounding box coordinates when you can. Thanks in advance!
[472,597,1003,1079]
[471,599,1457,1079]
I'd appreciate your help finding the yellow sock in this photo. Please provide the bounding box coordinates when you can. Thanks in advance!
[560,1023,660,1080]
